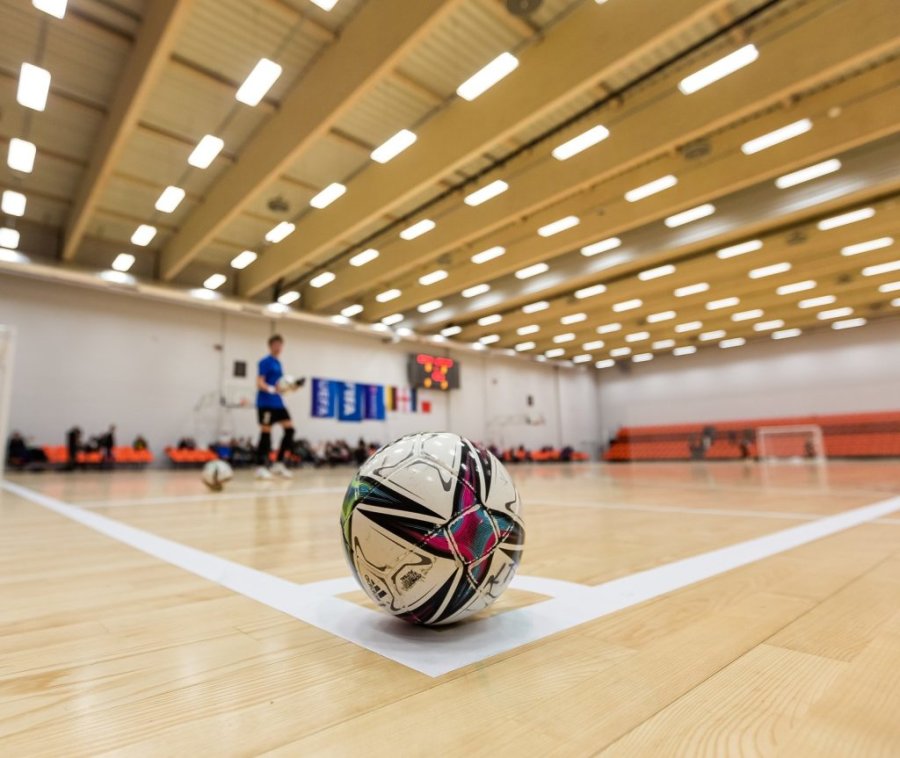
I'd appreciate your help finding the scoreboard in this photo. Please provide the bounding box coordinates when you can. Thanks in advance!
[408,353,460,390]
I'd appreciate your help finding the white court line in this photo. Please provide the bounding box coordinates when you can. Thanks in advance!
[75,486,347,509]
[3,480,899,678]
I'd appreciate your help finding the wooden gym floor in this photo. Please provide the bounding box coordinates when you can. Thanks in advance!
[2,460,899,756]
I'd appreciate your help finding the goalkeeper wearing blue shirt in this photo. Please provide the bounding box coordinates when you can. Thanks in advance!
[255,334,303,479]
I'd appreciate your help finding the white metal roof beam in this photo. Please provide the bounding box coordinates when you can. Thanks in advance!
[62,0,196,261]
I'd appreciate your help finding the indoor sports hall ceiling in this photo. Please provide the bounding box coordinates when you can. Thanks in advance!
[1,0,899,369]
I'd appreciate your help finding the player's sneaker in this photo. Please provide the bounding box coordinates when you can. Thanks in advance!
[255,466,273,480]
[271,462,293,479]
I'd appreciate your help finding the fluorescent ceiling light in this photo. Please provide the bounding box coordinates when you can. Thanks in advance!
[464,180,508,206]
[155,185,185,213]
[515,341,536,352]
[675,321,703,333]
[841,237,893,256]
[546,348,566,358]
[817,207,875,230]
[418,300,443,314]
[0,249,30,264]
[652,339,676,350]
[266,222,295,243]
[639,264,676,281]
[382,313,404,326]
[331,315,350,325]
[583,340,605,350]
[457,52,519,101]
[204,273,227,290]
[130,224,157,247]
[732,309,764,321]
[370,129,417,164]
[0,228,21,249]
[678,44,759,95]
[112,253,135,272]
[741,119,812,155]
[776,280,816,295]
[610,347,631,357]
[879,281,900,293]
[418,269,448,286]
[350,248,379,267]
[596,359,615,369]
[572,354,592,364]
[471,245,505,264]
[799,295,835,309]
[664,203,715,228]
[522,301,549,314]
[341,304,364,318]
[99,270,135,286]
[376,288,401,303]
[717,239,762,259]
[720,337,746,349]
[749,262,791,279]
[478,314,502,326]
[17,63,51,111]
[817,307,853,320]
[754,319,784,331]
[553,333,576,344]
[560,313,587,325]
[700,330,727,341]
[625,174,677,202]
[775,158,841,189]
[310,182,347,209]
[462,283,490,298]
[832,318,866,330]
[277,291,300,305]
[575,283,607,299]
[596,323,621,334]
[235,58,282,106]
[673,345,697,356]
[266,303,290,315]
[1,190,26,217]
[230,250,257,269]
[7,138,36,173]
[706,297,740,310]
[581,237,621,257]
[538,216,579,237]
[480,334,501,345]
[518,325,540,336]
[188,135,225,169]
[862,260,900,277]
[552,125,609,161]
[400,219,435,240]
[674,282,709,297]
[190,288,220,301]
[772,328,801,340]
[309,0,339,10]
[516,262,549,279]
[625,331,650,343]
[647,310,676,323]
[441,326,462,337]
[371,323,390,333]
[612,298,641,312]
[33,0,67,18]
[632,353,654,363]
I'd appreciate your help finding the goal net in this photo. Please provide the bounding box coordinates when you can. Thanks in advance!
[756,424,826,464]
[0,326,16,480]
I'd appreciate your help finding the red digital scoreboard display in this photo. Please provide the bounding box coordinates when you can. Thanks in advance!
[408,353,460,391]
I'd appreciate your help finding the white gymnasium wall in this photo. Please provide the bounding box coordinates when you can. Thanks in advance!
[0,276,601,455]
[597,316,900,436]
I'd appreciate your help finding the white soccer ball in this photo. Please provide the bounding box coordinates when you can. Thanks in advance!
[340,432,525,625]
[202,459,234,492]
[277,375,298,394]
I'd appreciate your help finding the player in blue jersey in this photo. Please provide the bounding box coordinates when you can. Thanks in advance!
[255,334,301,479]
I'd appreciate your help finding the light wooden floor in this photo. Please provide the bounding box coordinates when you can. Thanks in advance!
[2,460,899,756]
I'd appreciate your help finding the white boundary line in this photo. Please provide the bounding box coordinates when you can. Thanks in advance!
[3,480,899,677]
[74,486,348,509]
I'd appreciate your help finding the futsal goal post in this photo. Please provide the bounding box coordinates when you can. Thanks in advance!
[0,326,16,481]
[756,424,826,464]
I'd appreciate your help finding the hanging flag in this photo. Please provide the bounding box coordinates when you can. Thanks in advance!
[311,378,338,418]
[421,400,432,414]
[386,386,398,412]
[338,382,365,422]
[363,384,386,421]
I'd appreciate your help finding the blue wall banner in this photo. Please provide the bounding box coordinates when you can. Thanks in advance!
[363,384,386,421]
[338,382,365,422]
[311,378,338,418]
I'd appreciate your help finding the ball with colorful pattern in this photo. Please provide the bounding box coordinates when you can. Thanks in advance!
[340,432,525,625]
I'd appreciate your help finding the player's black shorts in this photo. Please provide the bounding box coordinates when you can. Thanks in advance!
[257,407,291,425]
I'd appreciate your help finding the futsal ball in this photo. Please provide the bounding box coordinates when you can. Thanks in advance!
[277,375,298,394]
[340,432,525,625]
[202,459,234,492]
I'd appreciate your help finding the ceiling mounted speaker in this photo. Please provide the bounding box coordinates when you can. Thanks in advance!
[506,0,542,16]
